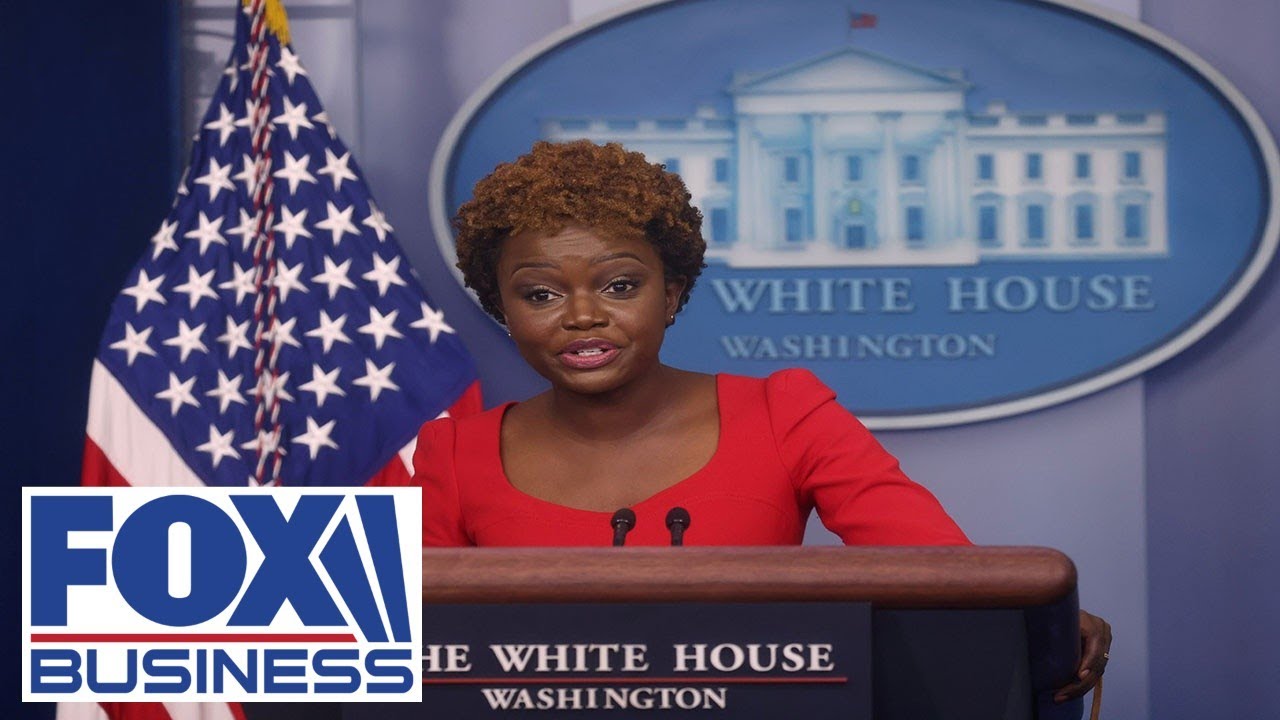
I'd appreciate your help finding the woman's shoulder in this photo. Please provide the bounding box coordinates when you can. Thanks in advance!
[414,402,510,458]
[720,368,836,405]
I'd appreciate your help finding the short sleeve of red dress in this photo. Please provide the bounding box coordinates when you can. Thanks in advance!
[415,417,473,547]
[764,368,971,546]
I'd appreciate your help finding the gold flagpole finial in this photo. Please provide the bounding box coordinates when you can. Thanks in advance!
[242,0,292,46]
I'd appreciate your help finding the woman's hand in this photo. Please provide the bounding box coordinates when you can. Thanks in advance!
[1054,609,1113,702]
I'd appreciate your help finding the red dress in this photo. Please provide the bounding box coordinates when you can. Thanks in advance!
[416,369,969,547]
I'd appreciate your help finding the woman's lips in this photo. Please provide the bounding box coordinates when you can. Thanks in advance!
[558,340,620,370]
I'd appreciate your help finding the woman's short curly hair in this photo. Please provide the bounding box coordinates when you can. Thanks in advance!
[453,140,706,323]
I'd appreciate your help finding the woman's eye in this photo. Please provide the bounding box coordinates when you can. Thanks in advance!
[523,288,556,303]
[605,279,637,294]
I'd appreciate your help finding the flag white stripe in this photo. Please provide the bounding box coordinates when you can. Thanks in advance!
[163,703,236,720]
[55,703,110,720]
[397,439,416,476]
[87,359,204,487]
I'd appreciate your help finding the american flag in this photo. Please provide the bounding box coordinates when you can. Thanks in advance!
[848,11,878,29]
[64,0,478,718]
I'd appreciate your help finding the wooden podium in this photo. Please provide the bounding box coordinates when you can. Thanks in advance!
[422,546,1084,720]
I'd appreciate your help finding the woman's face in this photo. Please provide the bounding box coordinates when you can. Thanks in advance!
[495,226,685,396]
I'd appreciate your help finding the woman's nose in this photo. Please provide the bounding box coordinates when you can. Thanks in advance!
[561,291,607,330]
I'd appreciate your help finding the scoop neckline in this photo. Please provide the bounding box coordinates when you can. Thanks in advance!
[489,374,726,518]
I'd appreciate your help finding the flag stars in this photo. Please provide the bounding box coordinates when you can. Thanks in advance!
[312,256,357,299]
[173,266,219,310]
[184,211,229,256]
[196,425,241,469]
[315,201,359,245]
[194,157,236,201]
[100,28,482,489]
[203,103,238,146]
[272,97,314,140]
[265,316,303,352]
[362,254,408,297]
[205,370,248,413]
[109,322,157,366]
[163,319,209,362]
[222,63,239,94]
[155,372,200,416]
[317,148,357,191]
[235,98,259,131]
[232,155,258,197]
[410,301,456,344]
[273,151,316,194]
[273,206,312,249]
[253,371,295,405]
[273,260,310,304]
[312,110,337,140]
[299,364,347,407]
[358,307,404,350]
[276,46,308,84]
[241,427,286,457]
[149,219,178,259]
[353,359,399,401]
[305,310,352,353]
[362,201,394,241]
[216,315,253,358]
[122,269,166,313]
[293,417,339,460]
[227,209,261,251]
[219,263,258,306]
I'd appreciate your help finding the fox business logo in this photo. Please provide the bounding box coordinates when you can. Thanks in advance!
[22,488,422,702]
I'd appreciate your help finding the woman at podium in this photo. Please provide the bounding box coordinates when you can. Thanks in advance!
[416,139,1110,702]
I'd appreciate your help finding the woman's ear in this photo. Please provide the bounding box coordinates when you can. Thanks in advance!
[664,276,688,326]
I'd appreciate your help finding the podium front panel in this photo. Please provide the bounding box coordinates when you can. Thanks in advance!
[418,601,872,719]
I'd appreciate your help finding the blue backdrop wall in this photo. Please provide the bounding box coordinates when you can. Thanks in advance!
[2,2,182,716]
[5,1,1278,718]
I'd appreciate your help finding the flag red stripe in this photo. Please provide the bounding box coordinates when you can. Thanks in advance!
[93,703,245,720]
[97,703,174,720]
[82,436,132,487]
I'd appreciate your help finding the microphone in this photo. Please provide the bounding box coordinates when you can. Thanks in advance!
[665,507,691,546]
[611,508,637,546]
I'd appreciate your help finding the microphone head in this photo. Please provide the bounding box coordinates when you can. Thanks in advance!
[611,507,636,530]
[665,506,691,529]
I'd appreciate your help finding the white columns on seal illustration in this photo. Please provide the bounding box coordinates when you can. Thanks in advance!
[749,129,768,249]
[938,130,957,245]
[808,113,828,245]
[944,111,965,240]
[734,116,756,248]
[877,111,902,246]
[931,135,952,248]
[948,111,969,240]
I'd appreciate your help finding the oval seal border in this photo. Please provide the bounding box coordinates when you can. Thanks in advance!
[428,0,1279,429]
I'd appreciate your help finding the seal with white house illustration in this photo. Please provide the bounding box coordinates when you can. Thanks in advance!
[431,0,1277,428]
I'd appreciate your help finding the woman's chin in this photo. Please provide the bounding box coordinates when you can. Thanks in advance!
[543,360,649,398]
[551,370,627,397]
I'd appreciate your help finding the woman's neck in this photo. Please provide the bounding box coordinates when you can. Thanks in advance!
[542,365,687,442]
